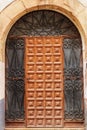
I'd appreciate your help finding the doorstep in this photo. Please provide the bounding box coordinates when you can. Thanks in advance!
[5,128,85,130]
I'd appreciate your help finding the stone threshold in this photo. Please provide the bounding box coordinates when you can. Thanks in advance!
[5,128,84,130]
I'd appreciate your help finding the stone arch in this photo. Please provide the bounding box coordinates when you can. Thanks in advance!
[0,0,87,130]
[0,1,86,43]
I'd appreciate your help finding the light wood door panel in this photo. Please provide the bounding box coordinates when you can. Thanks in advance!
[25,36,64,127]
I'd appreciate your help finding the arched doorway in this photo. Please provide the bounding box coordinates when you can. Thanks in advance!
[5,10,84,128]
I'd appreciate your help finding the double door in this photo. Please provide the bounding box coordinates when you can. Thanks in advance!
[25,36,64,127]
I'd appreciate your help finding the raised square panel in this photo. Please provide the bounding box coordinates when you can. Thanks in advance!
[53,47,60,53]
[36,55,43,62]
[36,100,44,107]
[45,100,53,107]
[54,119,62,126]
[45,82,53,89]
[45,73,52,80]
[28,47,35,53]
[36,109,44,117]
[45,109,53,117]
[36,82,43,89]
[36,91,44,98]
[45,91,53,98]
[27,118,35,126]
[36,118,44,126]
[29,73,35,80]
[28,91,35,98]
[36,82,44,90]
[45,47,52,53]
[45,118,53,126]
[36,73,43,80]
[54,64,61,71]
[55,39,60,44]
[54,55,60,62]
[28,109,35,116]
[45,64,52,71]
[54,100,62,107]
[54,91,61,98]
[28,82,34,89]
[45,55,53,62]
[45,39,51,45]
[36,64,44,71]
[54,109,62,117]
[37,39,42,45]
[28,64,35,71]
[54,82,61,89]
[28,55,35,62]
[54,73,60,79]
[36,47,43,53]
[28,100,35,107]
[28,39,34,45]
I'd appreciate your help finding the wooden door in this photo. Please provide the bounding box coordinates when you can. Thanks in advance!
[25,36,64,127]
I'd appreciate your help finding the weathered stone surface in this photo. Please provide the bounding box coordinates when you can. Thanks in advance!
[0,99,5,130]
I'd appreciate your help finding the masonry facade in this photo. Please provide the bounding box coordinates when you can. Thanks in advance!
[0,0,87,130]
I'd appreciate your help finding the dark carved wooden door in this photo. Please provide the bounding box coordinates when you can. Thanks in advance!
[25,36,64,127]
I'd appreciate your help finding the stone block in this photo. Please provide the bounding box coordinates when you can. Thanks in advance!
[3,0,27,20]
[0,12,11,37]
[21,0,63,10]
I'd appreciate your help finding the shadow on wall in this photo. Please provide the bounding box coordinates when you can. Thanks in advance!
[0,99,5,130]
